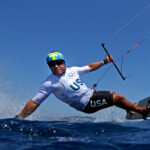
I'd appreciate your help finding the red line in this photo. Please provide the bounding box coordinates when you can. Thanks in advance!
[104,3,150,44]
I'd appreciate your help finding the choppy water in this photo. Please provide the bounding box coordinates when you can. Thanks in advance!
[0,117,150,150]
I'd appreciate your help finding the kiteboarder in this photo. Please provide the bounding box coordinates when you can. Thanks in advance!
[15,52,150,119]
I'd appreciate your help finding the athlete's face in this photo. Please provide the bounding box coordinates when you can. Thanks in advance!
[48,60,66,75]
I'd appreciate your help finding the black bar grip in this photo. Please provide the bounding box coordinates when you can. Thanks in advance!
[101,43,126,80]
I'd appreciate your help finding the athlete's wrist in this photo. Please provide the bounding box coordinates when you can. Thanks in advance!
[101,59,108,65]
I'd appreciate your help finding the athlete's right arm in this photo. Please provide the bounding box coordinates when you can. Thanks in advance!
[88,54,113,71]
[15,79,53,119]
[15,100,39,119]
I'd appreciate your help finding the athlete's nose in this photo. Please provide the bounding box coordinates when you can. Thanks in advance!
[54,64,59,67]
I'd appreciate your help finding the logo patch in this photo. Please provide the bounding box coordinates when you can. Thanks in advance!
[66,71,76,79]
[90,99,107,107]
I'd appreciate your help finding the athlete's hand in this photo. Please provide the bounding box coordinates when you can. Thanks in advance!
[14,114,22,119]
[104,54,114,64]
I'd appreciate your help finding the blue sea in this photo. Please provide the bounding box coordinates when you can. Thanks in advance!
[0,116,150,150]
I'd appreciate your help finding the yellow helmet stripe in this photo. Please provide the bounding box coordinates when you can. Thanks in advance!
[51,53,56,60]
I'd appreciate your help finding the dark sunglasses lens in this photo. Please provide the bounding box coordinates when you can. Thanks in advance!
[49,62,55,66]
[48,61,64,67]
[57,61,64,65]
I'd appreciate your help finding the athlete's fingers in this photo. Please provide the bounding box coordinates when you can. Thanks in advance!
[105,54,114,63]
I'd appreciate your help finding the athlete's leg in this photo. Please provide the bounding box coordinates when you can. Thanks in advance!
[83,91,149,115]
[83,91,114,114]
[112,92,148,115]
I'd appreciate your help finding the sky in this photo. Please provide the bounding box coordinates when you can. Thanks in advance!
[0,0,150,120]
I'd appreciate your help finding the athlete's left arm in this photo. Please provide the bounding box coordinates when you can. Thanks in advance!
[15,100,39,119]
[88,54,113,71]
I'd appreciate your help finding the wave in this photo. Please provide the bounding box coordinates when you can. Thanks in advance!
[1,118,150,150]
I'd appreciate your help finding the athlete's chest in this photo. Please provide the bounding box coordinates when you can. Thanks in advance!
[58,69,84,91]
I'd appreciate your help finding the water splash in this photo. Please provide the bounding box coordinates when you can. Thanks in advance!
[94,106,126,123]
[0,57,19,118]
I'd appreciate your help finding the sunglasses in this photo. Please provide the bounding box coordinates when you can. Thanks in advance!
[48,60,65,67]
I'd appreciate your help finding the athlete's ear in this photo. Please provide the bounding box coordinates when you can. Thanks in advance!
[63,61,66,65]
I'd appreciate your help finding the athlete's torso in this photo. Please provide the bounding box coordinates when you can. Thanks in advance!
[32,66,94,111]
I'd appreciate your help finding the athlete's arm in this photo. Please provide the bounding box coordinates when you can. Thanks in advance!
[15,79,52,119]
[88,61,104,71]
[88,54,113,71]
[15,100,39,119]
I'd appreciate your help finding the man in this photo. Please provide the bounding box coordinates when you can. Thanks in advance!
[16,52,150,119]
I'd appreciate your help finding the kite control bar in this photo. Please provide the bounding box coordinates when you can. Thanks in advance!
[101,43,126,80]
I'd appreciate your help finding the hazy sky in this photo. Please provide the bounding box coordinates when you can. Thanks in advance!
[0,0,150,119]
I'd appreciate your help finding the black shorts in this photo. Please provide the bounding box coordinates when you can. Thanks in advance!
[83,91,114,114]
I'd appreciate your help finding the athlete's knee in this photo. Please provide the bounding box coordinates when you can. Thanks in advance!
[112,92,124,103]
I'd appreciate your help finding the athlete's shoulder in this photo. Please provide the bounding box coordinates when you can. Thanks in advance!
[68,66,89,71]
[68,66,90,75]
[42,74,58,87]
[46,73,56,80]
